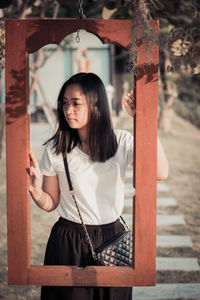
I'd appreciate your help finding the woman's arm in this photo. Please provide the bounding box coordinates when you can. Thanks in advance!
[29,151,60,212]
[123,91,169,181]
[157,136,169,180]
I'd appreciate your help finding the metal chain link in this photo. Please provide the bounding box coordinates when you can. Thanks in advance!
[76,30,80,43]
[76,0,86,43]
[70,191,98,261]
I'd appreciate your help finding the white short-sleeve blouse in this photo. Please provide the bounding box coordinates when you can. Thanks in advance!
[39,129,133,225]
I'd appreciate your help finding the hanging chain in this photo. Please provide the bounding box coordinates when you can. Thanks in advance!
[78,0,86,19]
[76,0,86,43]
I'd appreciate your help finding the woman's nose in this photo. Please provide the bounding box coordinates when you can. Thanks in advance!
[66,104,74,114]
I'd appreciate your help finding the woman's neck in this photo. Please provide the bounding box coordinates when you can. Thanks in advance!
[78,127,89,143]
[78,127,90,154]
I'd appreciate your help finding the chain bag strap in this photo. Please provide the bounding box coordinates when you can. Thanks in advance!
[63,153,98,261]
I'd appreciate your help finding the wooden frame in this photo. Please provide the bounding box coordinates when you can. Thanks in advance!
[6,19,158,286]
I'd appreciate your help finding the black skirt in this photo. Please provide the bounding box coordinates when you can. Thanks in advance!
[41,217,132,300]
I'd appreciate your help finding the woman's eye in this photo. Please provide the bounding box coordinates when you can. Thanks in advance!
[62,101,81,107]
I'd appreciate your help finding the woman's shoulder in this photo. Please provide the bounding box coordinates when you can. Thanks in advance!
[42,140,60,160]
[40,140,63,171]
[43,140,54,153]
[114,129,133,144]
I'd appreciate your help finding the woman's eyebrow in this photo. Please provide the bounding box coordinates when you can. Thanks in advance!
[63,96,82,101]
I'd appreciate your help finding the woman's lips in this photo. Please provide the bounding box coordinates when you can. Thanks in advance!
[67,118,76,122]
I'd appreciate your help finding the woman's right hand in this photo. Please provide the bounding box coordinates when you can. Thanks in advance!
[122,90,136,118]
[29,150,43,193]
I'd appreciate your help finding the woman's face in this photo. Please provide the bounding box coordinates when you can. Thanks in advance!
[63,84,89,130]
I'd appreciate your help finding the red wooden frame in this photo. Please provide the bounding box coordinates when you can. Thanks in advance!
[6,19,158,286]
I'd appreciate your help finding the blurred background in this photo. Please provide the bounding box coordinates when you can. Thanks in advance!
[0,1,200,299]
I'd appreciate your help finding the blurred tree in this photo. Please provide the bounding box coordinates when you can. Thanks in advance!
[152,0,200,130]
[102,0,200,131]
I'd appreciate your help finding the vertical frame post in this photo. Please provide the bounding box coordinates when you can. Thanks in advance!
[6,20,30,284]
[134,20,159,284]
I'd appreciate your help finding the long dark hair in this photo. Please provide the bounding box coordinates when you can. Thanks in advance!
[46,72,118,162]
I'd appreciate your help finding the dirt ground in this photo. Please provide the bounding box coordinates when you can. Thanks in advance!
[0,111,200,299]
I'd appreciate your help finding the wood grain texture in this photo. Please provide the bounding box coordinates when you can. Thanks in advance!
[18,19,132,52]
[134,20,159,285]
[6,20,31,284]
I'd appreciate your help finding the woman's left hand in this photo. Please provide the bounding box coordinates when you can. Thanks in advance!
[122,90,136,118]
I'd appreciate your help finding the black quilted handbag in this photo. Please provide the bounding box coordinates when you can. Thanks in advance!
[63,154,133,267]
[95,224,133,266]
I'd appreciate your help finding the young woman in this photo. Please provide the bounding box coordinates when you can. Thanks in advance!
[29,72,168,300]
